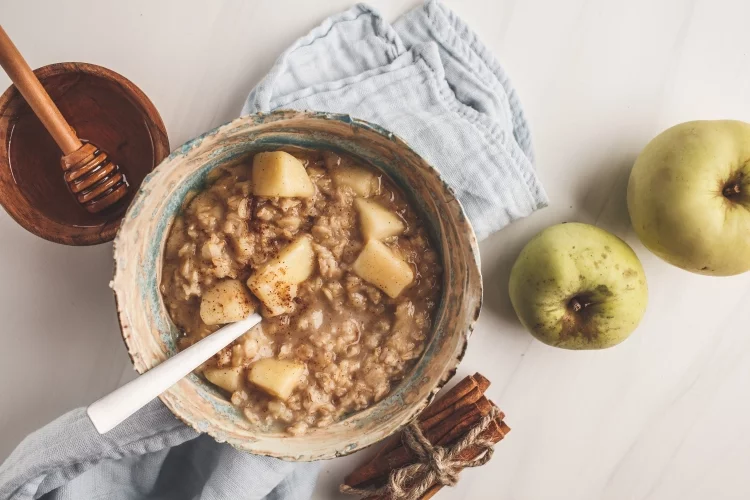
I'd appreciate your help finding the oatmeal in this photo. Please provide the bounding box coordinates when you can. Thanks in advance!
[160,149,442,435]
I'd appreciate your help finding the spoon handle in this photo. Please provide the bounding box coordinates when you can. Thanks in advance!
[87,313,263,434]
[0,26,82,154]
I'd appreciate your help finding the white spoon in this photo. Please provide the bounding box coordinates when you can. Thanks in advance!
[87,313,263,434]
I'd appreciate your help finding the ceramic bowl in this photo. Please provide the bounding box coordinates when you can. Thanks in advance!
[112,110,482,460]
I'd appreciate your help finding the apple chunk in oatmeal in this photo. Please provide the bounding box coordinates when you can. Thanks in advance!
[160,149,442,435]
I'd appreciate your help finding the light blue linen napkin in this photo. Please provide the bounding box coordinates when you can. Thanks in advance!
[244,0,546,239]
[0,2,544,499]
[0,400,320,500]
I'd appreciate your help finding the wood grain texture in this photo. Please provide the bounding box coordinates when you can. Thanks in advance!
[0,27,130,214]
[0,62,169,245]
[0,26,81,153]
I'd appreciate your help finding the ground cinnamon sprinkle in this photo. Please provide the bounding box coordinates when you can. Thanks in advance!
[160,148,442,434]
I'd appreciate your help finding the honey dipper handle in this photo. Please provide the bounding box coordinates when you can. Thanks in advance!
[0,26,82,154]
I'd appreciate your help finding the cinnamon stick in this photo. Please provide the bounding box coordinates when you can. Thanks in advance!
[419,419,511,500]
[419,387,485,435]
[372,386,485,461]
[435,403,503,448]
[344,397,493,488]
[364,418,510,500]
[419,373,490,421]
[370,373,491,460]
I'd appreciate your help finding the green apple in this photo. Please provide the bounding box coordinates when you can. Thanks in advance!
[509,223,648,350]
[628,120,750,276]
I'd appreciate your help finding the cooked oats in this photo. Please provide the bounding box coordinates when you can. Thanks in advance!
[161,149,441,434]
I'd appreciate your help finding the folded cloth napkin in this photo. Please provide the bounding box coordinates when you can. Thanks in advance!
[0,400,320,500]
[244,0,547,239]
[0,2,545,499]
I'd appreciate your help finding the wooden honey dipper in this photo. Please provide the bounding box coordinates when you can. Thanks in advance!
[0,26,128,213]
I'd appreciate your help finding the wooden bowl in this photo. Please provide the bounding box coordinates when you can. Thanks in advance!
[0,62,169,245]
[112,111,482,460]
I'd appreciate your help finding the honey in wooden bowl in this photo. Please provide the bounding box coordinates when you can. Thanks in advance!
[0,62,169,245]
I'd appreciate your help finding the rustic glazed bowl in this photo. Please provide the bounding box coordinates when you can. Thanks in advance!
[113,110,482,460]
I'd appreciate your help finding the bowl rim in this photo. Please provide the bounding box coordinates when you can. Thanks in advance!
[113,110,483,460]
[0,62,170,245]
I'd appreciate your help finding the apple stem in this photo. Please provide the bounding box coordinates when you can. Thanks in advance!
[723,182,742,198]
[570,298,583,312]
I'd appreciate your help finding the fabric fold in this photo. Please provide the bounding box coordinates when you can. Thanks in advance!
[1,2,545,499]
[243,0,546,239]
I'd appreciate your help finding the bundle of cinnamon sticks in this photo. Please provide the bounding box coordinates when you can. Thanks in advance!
[342,373,510,499]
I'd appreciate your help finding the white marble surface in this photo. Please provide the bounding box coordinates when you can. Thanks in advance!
[2,0,750,498]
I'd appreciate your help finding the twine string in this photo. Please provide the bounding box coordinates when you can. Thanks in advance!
[341,406,500,499]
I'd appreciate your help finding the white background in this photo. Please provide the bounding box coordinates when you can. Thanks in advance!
[2,1,750,499]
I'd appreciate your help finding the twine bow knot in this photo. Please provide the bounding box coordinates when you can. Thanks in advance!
[341,406,501,500]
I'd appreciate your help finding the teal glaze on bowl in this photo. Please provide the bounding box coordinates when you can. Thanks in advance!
[113,110,482,461]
